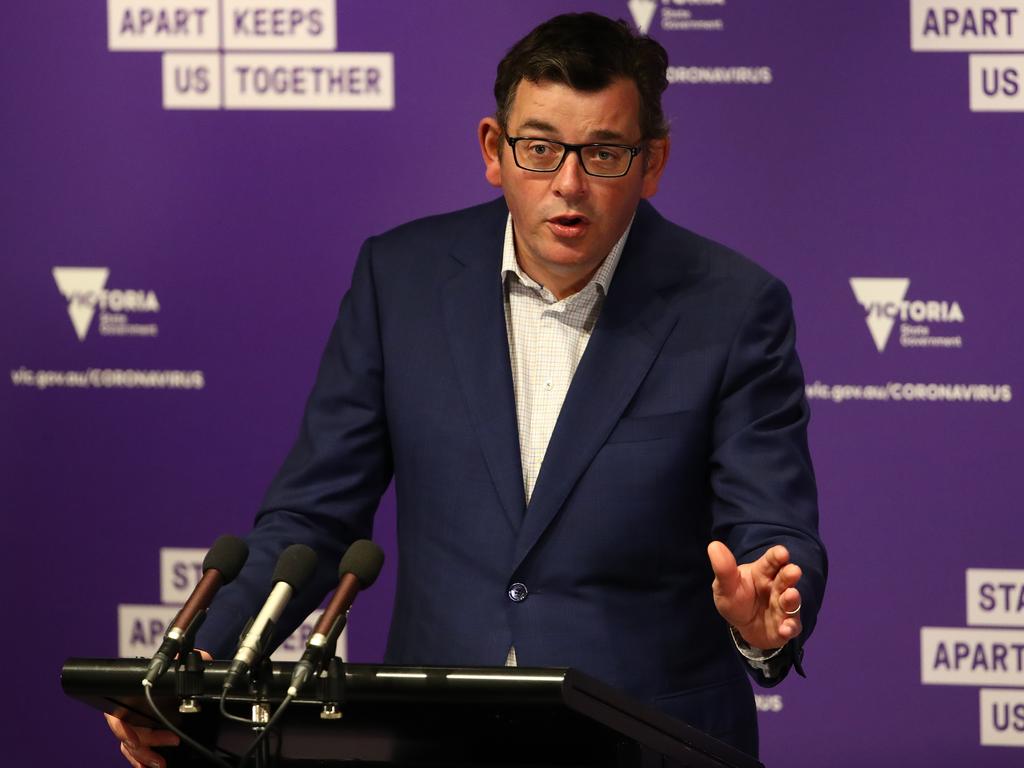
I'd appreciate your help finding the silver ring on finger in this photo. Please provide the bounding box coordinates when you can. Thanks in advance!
[784,603,802,616]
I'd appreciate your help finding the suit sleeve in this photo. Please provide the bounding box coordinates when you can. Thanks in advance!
[195,238,394,658]
[708,275,827,686]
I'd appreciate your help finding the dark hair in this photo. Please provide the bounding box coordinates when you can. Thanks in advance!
[494,12,669,140]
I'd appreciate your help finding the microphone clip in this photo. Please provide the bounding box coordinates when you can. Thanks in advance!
[174,649,207,714]
[317,656,347,720]
[175,610,206,666]
[223,614,277,692]
[142,609,207,687]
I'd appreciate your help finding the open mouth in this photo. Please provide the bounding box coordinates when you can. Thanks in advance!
[548,214,589,237]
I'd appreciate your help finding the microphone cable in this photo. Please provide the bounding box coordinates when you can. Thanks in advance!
[141,681,235,768]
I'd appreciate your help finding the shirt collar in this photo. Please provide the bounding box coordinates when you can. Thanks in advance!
[500,213,634,298]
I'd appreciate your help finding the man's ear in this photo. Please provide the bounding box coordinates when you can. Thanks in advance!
[478,117,503,188]
[640,136,670,199]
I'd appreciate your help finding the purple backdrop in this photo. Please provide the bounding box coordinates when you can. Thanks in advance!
[4,1,1022,765]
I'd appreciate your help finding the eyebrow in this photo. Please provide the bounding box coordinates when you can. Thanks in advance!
[514,119,631,143]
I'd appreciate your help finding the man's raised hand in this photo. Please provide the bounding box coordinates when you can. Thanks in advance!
[707,541,803,650]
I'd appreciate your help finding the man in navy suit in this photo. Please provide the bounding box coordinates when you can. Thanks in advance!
[110,12,825,764]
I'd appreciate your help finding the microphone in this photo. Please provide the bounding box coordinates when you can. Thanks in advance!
[287,540,384,696]
[222,543,318,692]
[143,535,249,686]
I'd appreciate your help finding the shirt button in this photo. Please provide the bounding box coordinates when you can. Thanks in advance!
[544,381,552,391]
[508,582,528,602]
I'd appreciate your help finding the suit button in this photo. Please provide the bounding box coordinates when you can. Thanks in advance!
[508,582,528,602]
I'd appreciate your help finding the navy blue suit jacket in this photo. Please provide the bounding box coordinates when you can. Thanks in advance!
[197,198,826,756]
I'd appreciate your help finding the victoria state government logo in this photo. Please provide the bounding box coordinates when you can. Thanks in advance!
[627,0,728,34]
[52,267,160,341]
[849,277,964,352]
[628,0,659,34]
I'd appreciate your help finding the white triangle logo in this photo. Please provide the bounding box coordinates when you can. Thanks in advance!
[53,267,110,341]
[628,0,658,34]
[849,277,910,353]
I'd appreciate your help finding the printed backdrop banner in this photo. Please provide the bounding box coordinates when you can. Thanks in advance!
[3,1,1022,765]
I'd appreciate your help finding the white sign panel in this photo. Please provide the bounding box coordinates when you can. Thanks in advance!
[921,627,1024,686]
[980,688,1024,746]
[108,0,219,51]
[223,52,394,109]
[969,55,1024,110]
[160,547,207,603]
[163,53,223,109]
[223,1,337,50]
[911,1,1024,51]
[967,568,1024,626]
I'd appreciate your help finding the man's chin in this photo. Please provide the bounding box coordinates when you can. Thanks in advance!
[540,251,607,280]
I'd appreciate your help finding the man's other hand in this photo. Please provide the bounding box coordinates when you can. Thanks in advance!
[105,712,180,768]
[105,649,211,768]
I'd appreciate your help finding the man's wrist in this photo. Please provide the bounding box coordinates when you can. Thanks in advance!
[729,626,786,677]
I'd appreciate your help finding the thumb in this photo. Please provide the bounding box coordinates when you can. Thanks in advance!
[707,540,740,597]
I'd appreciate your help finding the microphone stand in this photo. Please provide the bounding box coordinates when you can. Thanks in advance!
[317,615,349,720]
[173,611,206,713]
[247,657,276,768]
[237,616,350,768]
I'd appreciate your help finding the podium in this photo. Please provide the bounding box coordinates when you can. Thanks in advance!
[62,658,763,768]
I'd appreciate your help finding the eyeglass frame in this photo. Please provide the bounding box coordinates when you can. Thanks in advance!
[503,134,644,178]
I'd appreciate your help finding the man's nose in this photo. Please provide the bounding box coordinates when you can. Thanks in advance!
[552,150,588,199]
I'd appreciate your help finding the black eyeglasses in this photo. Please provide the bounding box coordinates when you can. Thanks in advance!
[505,135,643,178]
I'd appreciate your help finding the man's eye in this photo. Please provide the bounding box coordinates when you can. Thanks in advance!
[529,143,551,155]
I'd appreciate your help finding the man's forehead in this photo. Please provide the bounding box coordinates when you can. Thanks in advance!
[507,77,642,139]
[515,118,630,143]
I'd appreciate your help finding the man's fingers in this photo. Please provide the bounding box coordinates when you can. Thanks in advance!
[710,541,807,647]
[122,740,170,768]
[778,586,803,638]
[107,656,200,765]
[776,585,803,640]
[120,742,144,768]
[107,712,179,767]
[707,541,740,596]
[106,713,137,746]
[145,730,181,747]
[778,616,802,639]
[775,563,802,591]
[778,585,802,613]
[757,545,790,577]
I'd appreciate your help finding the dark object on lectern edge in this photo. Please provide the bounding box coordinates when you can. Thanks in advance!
[62,658,763,768]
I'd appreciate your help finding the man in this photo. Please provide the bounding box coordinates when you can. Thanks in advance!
[110,12,825,765]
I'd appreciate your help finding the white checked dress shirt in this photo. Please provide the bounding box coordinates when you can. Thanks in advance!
[501,214,632,506]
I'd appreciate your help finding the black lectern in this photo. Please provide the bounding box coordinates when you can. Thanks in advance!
[62,658,763,768]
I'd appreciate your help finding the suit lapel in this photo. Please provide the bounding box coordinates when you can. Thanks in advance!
[441,201,526,530]
[511,204,682,571]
